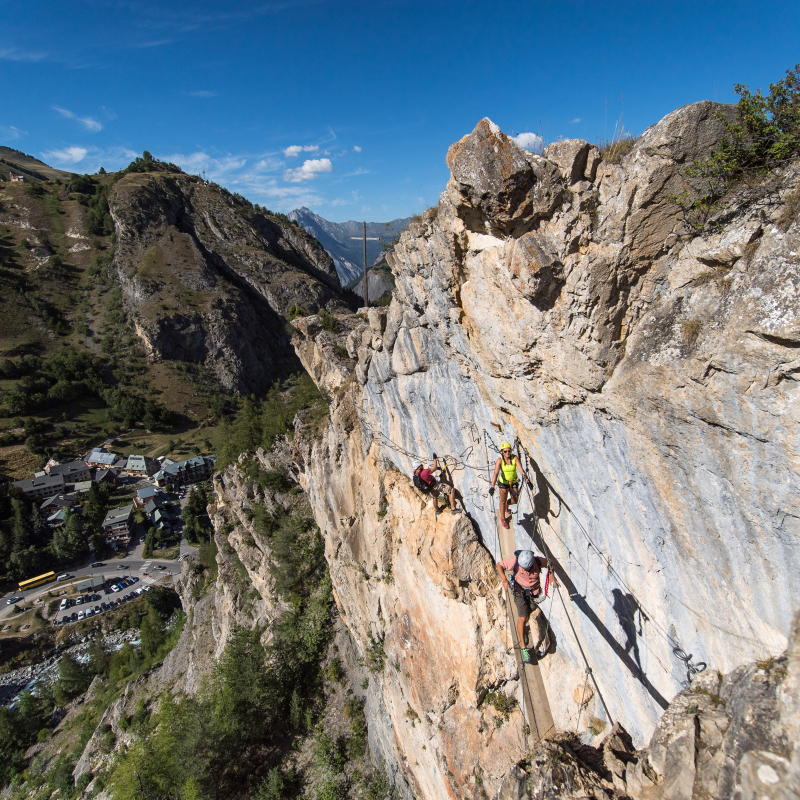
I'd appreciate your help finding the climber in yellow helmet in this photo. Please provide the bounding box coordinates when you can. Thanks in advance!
[489,443,533,529]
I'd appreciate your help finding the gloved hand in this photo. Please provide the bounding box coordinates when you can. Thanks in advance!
[432,452,438,460]
[488,487,495,496]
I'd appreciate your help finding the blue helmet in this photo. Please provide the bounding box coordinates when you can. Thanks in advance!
[518,550,535,569]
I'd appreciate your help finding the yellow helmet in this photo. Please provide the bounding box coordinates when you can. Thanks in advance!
[501,442,512,451]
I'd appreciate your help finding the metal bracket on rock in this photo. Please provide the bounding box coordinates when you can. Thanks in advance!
[673,646,707,689]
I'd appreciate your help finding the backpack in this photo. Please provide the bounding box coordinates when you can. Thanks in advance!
[413,465,431,493]
[510,557,543,598]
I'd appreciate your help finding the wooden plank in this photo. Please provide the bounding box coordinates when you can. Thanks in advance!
[497,515,556,741]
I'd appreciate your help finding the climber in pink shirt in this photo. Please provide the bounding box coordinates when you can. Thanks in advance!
[496,549,555,663]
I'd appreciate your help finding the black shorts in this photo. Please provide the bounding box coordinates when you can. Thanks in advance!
[498,479,519,491]
[513,590,540,617]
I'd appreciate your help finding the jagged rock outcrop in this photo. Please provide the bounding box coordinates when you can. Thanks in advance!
[289,101,800,797]
[498,611,800,799]
[108,174,342,393]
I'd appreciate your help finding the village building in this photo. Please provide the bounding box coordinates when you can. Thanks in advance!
[153,455,214,488]
[124,454,157,477]
[102,504,133,547]
[86,449,121,469]
[40,494,76,512]
[47,459,92,483]
[95,469,117,485]
[12,474,65,500]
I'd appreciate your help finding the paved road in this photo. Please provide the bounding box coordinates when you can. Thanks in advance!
[1,485,207,621]
[1,552,185,622]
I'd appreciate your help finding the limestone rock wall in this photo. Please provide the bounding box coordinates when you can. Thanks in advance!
[290,101,800,796]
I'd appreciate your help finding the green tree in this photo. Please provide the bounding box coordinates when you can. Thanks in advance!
[53,654,91,705]
[51,509,89,562]
[140,609,167,660]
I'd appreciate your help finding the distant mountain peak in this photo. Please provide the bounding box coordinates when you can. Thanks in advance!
[288,208,412,285]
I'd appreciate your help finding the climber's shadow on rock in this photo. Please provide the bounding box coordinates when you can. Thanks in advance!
[517,460,669,710]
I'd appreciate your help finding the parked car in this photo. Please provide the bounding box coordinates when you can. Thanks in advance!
[75,597,84,605]
[130,577,139,583]
[143,586,151,592]
[6,596,22,605]
[111,585,120,593]
[94,606,101,615]
[85,608,94,617]
[92,594,101,601]
[59,599,69,611]
[78,610,85,620]
[56,573,70,581]
[100,602,108,611]
[70,612,78,621]
[82,594,90,603]
[61,615,70,624]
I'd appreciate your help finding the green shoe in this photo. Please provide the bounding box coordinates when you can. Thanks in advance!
[520,648,532,664]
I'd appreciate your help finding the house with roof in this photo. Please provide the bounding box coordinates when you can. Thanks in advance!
[95,469,117,485]
[102,504,133,547]
[40,494,76,512]
[71,480,93,494]
[124,454,157,477]
[12,474,65,500]
[47,459,91,483]
[86,449,121,469]
[137,485,159,502]
[47,508,68,528]
[153,455,215,488]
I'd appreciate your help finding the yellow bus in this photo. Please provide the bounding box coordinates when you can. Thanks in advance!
[18,571,55,593]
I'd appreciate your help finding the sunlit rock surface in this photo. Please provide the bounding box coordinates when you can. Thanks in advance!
[291,102,800,797]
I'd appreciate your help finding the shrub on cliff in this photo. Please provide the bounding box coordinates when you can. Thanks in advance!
[670,64,800,229]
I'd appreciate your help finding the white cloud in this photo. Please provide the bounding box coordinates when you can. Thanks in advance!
[353,145,362,153]
[163,151,247,178]
[283,144,319,158]
[188,90,217,97]
[42,146,89,165]
[53,106,103,132]
[569,117,581,124]
[0,125,23,142]
[511,132,543,152]
[330,191,361,207]
[283,157,334,183]
[0,47,46,62]
[41,145,137,172]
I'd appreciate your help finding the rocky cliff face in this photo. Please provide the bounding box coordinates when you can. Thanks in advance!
[108,174,342,394]
[288,102,800,797]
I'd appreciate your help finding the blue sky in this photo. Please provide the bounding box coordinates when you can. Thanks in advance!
[1,0,798,221]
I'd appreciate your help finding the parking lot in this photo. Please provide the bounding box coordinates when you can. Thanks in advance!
[55,577,151,626]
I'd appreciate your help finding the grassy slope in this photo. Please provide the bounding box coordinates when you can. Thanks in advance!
[0,178,225,479]
[0,147,75,183]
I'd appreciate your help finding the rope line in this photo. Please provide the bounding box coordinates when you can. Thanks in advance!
[359,415,706,692]
[514,438,708,683]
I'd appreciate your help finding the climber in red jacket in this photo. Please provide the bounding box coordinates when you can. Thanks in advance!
[413,454,462,516]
